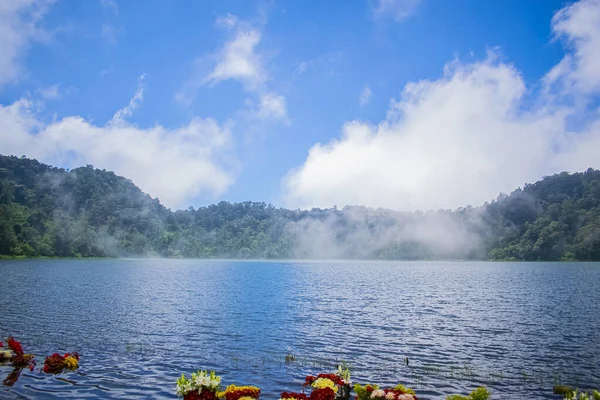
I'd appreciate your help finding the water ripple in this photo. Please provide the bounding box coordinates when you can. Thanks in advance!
[1,260,599,399]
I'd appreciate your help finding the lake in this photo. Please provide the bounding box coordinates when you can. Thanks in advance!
[0,260,599,399]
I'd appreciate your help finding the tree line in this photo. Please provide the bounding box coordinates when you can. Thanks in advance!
[0,155,599,260]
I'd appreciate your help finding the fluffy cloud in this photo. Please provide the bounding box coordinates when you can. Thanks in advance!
[178,14,287,122]
[255,92,288,122]
[0,77,237,209]
[547,0,600,95]
[359,85,372,106]
[203,25,265,90]
[0,0,53,88]
[372,0,422,21]
[283,0,600,211]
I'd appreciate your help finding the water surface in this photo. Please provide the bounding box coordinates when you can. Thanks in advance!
[1,260,599,399]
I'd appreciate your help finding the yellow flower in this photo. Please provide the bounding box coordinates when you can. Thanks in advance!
[238,397,255,400]
[64,356,78,370]
[216,385,261,399]
[0,349,12,359]
[313,378,338,393]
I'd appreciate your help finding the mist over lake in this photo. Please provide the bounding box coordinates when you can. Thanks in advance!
[1,259,599,399]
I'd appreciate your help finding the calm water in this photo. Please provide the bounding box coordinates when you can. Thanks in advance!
[0,260,599,399]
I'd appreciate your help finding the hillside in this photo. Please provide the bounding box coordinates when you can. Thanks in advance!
[1,155,599,260]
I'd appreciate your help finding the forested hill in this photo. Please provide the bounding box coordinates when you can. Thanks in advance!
[1,155,599,260]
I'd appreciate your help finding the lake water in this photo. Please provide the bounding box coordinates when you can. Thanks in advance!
[0,260,599,399]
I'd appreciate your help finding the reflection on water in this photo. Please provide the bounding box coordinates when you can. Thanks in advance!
[1,260,599,399]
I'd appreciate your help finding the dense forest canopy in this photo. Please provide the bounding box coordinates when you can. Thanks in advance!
[1,155,599,260]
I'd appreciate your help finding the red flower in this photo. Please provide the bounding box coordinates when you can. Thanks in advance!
[7,337,23,356]
[0,341,3,347]
[309,388,335,400]
[184,391,202,400]
[183,390,219,400]
[305,376,316,386]
[316,374,337,381]
[29,365,34,372]
[43,353,66,373]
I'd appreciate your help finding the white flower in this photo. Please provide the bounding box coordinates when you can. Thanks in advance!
[386,392,396,400]
[178,370,221,396]
[191,370,220,390]
[371,390,386,398]
[209,376,221,389]
[176,381,193,397]
[336,365,351,383]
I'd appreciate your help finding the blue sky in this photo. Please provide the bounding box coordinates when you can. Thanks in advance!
[1,0,600,211]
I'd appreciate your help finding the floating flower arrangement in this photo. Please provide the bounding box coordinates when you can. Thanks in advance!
[0,336,37,386]
[304,370,352,400]
[42,352,80,374]
[0,336,82,386]
[0,336,36,371]
[280,392,308,400]
[354,383,418,400]
[218,384,261,400]
[175,367,411,400]
[176,370,223,400]
[335,365,352,400]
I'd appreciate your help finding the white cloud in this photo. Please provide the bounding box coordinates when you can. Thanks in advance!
[255,92,288,122]
[0,0,53,88]
[203,27,265,90]
[0,78,237,209]
[100,0,119,15]
[359,85,372,106]
[547,0,600,95]
[110,74,145,125]
[372,0,422,21]
[282,0,600,211]
[178,14,287,123]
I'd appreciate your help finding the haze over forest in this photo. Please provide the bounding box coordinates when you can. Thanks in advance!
[1,155,599,261]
